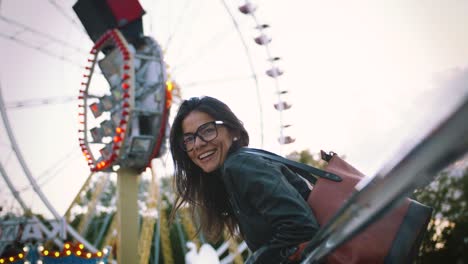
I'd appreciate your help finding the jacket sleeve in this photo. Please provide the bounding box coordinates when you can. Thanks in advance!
[224,153,319,259]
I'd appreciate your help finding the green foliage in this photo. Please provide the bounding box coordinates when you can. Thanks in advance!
[414,169,468,263]
[100,181,116,207]
[286,149,328,169]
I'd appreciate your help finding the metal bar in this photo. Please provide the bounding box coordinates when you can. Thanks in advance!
[0,15,85,53]
[6,96,77,109]
[0,162,29,211]
[153,207,161,264]
[94,201,116,248]
[1,163,64,250]
[0,82,61,219]
[66,224,98,252]
[63,172,95,222]
[153,163,163,264]
[302,94,468,263]
[78,175,110,236]
[0,32,84,68]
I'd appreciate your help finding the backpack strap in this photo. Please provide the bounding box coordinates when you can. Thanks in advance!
[242,148,342,182]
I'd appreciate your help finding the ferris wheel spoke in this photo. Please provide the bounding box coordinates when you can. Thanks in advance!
[35,149,81,189]
[0,162,29,213]
[161,0,205,62]
[171,28,236,75]
[163,0,192,52]
[0,15,87,53]
[5,96,78,109]
[15,147,79,193]
[46,0,86,34]
[180,74,256,88]
[0,31,85,68]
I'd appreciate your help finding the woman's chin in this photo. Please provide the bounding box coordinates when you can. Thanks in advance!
[199,161,220,173]
[197,156,219,173]
[201,165,215,173]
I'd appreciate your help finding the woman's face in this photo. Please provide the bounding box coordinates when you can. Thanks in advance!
[182,111,234,173]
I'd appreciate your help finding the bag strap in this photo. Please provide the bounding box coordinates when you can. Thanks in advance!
[242,148,342,182]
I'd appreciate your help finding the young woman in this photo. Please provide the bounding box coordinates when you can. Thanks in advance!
[169,96,319,263]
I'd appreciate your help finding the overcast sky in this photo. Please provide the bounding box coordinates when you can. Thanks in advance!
[1,0,467,218]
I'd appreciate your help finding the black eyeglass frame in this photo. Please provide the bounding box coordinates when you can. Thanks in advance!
[180,120,225,152]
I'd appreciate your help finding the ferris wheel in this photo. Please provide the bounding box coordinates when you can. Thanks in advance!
[0,0,295,263]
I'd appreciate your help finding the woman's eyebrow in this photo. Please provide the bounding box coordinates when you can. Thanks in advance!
[183,132,195,137]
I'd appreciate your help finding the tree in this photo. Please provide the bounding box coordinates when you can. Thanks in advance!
[286,149,328,169]
[414,168,468,263]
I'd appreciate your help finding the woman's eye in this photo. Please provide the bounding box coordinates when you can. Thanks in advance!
[204,128,215,134]
[183,136,194,143]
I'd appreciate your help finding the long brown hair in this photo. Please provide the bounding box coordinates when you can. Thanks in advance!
[169,96,249,241]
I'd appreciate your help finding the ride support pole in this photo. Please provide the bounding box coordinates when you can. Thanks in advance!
[117,167,140,263]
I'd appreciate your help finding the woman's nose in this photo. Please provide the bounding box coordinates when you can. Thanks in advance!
[193,135,207,150]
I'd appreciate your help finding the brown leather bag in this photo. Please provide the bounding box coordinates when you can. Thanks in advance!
[243,148,432,264]
[305,151,432,263]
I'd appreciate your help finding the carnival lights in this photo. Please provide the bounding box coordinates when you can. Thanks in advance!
[78,29,171,172]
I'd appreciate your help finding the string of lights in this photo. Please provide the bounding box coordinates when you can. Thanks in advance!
[0,243,109,264]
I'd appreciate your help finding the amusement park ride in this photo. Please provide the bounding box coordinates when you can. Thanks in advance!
[0,0,294,263]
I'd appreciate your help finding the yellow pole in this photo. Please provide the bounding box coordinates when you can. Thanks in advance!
[117,167,140,264]
[138,165,159,264]
[180,208,200,247]
[159,201,175,264]
[63,172,95,222]
[225,231,244,264]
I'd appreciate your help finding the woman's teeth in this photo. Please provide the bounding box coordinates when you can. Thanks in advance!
[199,150,215,160]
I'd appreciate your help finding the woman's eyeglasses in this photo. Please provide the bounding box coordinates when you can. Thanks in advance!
[181,120,224,152]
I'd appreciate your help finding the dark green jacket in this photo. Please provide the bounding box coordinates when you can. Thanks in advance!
[221,148,319,263]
